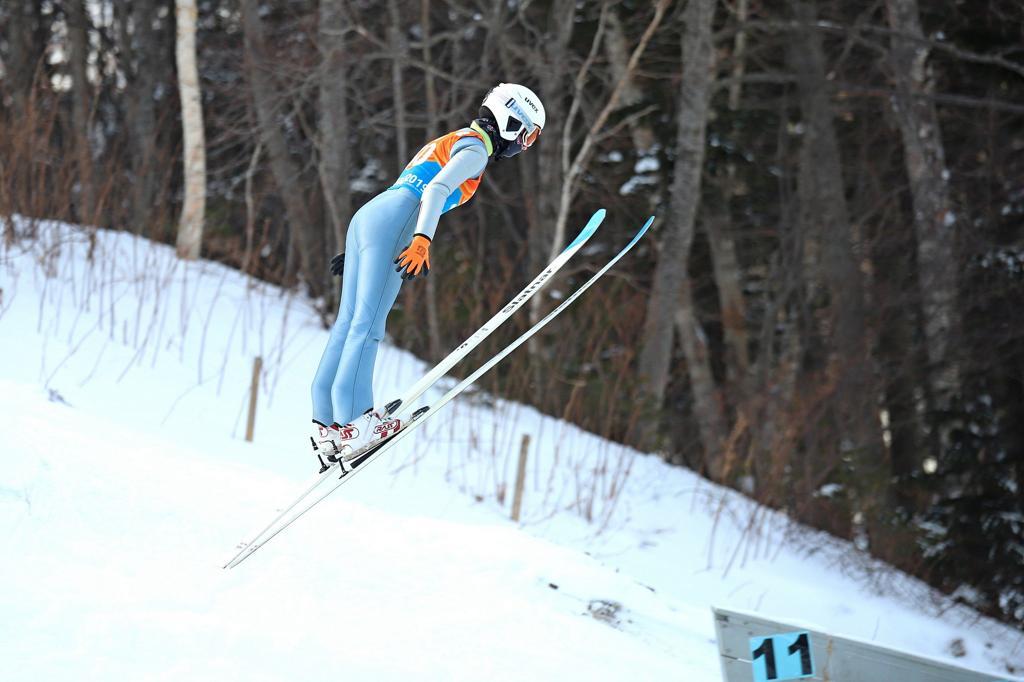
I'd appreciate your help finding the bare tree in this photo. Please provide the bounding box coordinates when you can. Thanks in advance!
[636,0,722,461]
[601,8,656,161]
[884,0,960,434]
[706,0,751,385]
[175,0,206,259]
[513,0,577,399]
[318,0,353,254]
[788,0,886,532]
[549,0,670,269]
[66,0,96,221]
[529,0,577,284]
[789,0,874,391]
[419,0,443,361]
[127,0,161,235]
[241,0,320,293]
[526,0,667,402]
[386,0,409,172]
[4,1,44,119]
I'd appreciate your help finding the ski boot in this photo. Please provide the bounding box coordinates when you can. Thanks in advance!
[310,422,338,474]
[313,411,401,472]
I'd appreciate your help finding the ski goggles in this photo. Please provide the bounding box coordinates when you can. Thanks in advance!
[519,124,542,149]
[504,98,542,149]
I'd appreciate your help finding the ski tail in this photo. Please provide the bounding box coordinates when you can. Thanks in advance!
[224,215,655,570]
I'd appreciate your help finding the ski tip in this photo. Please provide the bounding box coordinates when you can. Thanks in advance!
[636,215,655,238]
[562,208,607,253]
[618,215,655,252]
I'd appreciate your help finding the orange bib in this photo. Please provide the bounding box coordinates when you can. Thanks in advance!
[389,129,486,212]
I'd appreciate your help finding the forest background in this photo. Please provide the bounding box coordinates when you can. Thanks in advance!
[1,0,1022,628]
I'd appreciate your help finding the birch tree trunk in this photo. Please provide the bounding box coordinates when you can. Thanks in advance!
[884,0,960,429]
[636,0,720,456]
[67,0,95,221]
[174,0,206,260]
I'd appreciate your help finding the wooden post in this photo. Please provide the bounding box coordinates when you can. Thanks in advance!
[511,434,530,522]
[245,356,262,442]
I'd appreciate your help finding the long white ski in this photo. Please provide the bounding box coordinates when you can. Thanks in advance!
[224,215,654,569]
[381,208,607,420]
[223,209,606,569]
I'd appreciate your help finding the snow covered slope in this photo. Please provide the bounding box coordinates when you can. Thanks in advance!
[1,217,1021,681]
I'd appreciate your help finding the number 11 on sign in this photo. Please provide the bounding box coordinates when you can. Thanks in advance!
[750,631,815,682]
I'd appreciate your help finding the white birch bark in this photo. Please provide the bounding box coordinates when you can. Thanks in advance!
[175,0,206,260]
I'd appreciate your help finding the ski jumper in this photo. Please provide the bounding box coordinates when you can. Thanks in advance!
[311,127,491,427]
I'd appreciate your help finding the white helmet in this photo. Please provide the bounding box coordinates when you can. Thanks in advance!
[480,83,546,154]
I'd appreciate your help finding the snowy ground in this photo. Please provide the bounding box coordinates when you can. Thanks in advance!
[1,217,1021,681]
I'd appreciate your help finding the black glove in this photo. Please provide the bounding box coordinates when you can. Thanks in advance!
[330,252,345,277]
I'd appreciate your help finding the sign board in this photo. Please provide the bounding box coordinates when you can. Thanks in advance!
[713,606,1016,682]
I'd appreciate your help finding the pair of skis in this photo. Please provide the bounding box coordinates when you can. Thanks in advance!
[223,210,653,569]
[222,208,606,569]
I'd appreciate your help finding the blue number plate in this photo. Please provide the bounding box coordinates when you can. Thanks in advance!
[749,630,815,682]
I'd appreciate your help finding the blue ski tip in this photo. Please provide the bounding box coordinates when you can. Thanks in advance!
[626,216,655,248]
[562,208,607,253]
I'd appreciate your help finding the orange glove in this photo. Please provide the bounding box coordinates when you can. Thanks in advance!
[394,234,431,280]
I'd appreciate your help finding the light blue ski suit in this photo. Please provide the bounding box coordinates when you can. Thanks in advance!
[311,130,490,427]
